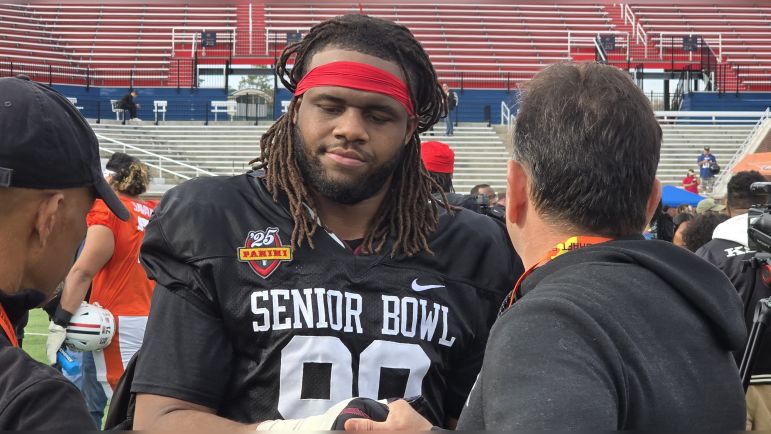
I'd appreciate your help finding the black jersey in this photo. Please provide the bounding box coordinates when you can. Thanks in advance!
[132,172,521,426]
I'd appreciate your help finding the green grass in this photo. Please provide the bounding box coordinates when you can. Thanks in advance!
[21,308,48,364]
[23,308,110,426]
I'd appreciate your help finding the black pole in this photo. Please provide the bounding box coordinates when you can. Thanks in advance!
[86,67,90,91]
[740,297,771,392]
[193,53,198,90]
[204,102,209,126]
[224,60,229,93]
[48,64,52,86]
[96,100,101,124]
[506,72,511,93]
[460,72,464,94]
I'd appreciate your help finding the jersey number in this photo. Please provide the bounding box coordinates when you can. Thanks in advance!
[278,336,430,418]
[137,216,149,232]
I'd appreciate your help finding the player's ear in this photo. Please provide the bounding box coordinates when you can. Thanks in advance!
[292,96,303,124]
[404,116,418,145]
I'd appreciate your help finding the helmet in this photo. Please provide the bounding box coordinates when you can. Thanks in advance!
[65,302,115,351]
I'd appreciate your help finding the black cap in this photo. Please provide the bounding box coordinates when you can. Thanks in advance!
[0,75,128,221]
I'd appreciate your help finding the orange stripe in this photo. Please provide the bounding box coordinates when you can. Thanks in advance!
[0,304,19,347]
[506,236,612,309]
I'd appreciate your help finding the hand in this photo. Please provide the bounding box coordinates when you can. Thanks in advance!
[256,397,387,431]
[46,322,67,365]
[344,399,433,431]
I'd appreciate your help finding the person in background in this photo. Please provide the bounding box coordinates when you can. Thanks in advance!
[0,75,128,429]
[117,90,140,122]
[672,212,693,248]
[681,211,729,252]
[696,197,726,215]
[683,169,700,194]
[697,146,717,193]
[696,170,771,429]
[47,152,155,413]
[442,83,457,136]
[469,184,496,207]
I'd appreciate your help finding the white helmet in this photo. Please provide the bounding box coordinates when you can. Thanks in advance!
[65,302,115,351]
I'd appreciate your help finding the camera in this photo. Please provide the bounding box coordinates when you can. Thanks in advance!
[473,194,505,222]
[747,182,771,253]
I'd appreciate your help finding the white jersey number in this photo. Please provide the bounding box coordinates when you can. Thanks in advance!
[278,336,430,418]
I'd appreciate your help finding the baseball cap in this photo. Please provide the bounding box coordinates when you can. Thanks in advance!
[420,140,455,174]
[0,75,128,221]
[696,198,725,214]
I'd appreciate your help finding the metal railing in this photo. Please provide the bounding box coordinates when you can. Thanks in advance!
[95,133,218,180]
[712,108,771,195]
[500,101,514,134]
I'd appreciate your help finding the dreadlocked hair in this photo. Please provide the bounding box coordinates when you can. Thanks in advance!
[251,14,451,257]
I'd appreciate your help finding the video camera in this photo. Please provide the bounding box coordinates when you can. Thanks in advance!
[748,182,771,253]
[474,194,506,222]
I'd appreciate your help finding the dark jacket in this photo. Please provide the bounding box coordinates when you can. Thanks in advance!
[696,214,771,383]
[117,93,136,109]
[458,238,746,430]
[0,296,95,430]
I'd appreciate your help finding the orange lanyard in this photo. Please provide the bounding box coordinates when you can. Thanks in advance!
[0,303,19,347]
[505,236,612,310]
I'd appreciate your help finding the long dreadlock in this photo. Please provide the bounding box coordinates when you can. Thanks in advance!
[251,14,450,257]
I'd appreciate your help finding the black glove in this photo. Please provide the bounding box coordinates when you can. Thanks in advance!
[330,397,389,430]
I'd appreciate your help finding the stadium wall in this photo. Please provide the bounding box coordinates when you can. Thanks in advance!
[53,85,228,121]
[682,92,771,112]
[274,88,519,124]
[57,85,523,123]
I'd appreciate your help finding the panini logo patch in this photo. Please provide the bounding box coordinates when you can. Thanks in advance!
[238,227,292,279]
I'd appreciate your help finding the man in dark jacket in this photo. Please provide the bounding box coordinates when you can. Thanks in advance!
[117,89,140,121]
[346,63,747,431]
[0,75,129,429]
[696,170,770,429]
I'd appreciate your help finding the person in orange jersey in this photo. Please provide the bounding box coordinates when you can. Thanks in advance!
[48,152,154,399]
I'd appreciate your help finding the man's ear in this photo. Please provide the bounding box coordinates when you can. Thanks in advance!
[506,160,529,226]
[31,192,64,249]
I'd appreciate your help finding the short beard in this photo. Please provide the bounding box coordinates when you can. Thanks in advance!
[293,126,404,205]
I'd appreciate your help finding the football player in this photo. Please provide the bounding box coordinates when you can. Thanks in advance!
[131,14,522,430]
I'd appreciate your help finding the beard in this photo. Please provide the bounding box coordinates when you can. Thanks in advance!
[292,126,404,205]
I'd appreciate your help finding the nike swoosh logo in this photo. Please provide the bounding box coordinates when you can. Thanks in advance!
[411,279,445,292]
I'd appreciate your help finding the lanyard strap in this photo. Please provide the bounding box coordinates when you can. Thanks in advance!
[0,303,19,347]
[504,236,612,310]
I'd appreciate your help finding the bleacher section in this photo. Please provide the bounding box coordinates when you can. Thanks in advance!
[0,4,236,86]
[655,113,757,186]
[3,3,770,91]
[265,3,614,86]
[90,121,510,193]
[630,5,771,90]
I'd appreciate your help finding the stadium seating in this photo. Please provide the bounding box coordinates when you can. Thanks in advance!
[265,3,614,86]
[630,5,771,91]
[0,3,236,86]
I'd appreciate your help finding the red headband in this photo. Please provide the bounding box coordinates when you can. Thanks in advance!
[294,61,415,117]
